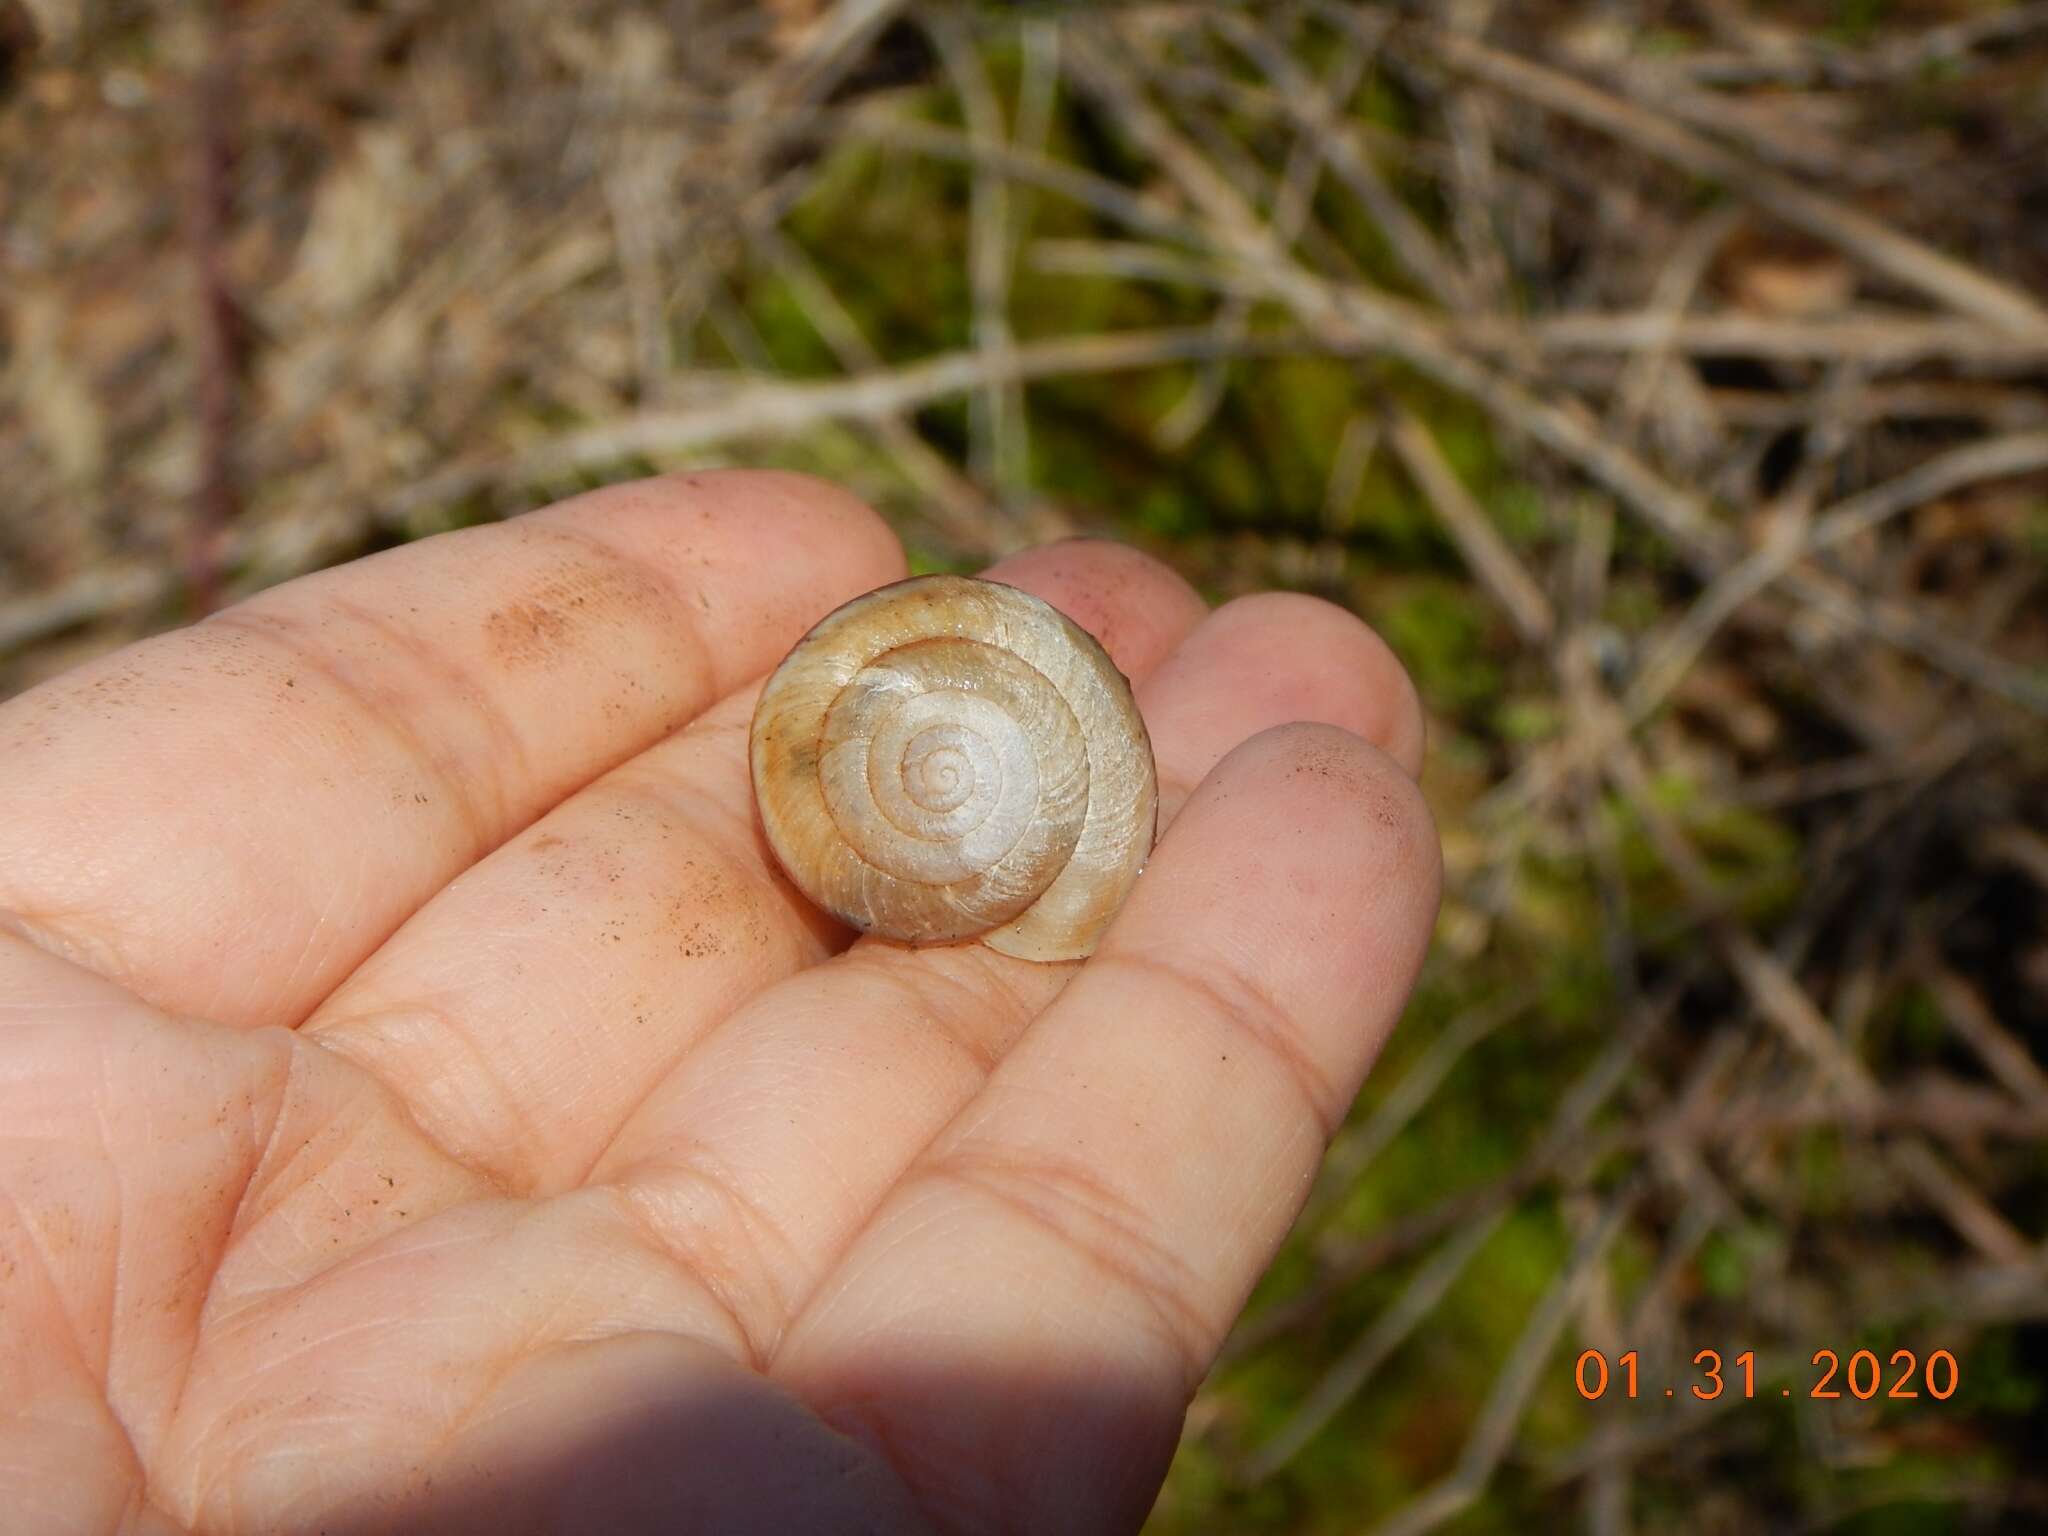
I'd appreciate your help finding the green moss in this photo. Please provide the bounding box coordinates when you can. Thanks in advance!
[1372,578,1504,717]
[1696,1230,1748,1300]
[1829,0,1892,45]
[1494,695,1563,745]
[905,546,980,576]
[1897,984,1951,1058]
[2022,500,2048,561]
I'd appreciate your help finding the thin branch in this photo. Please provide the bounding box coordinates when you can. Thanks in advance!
[1153,12,1372,450]
[1365,1183,1643,1536]
[380,325,1344,519]
[1608,203,1746,444]
[1420,29,2048,336]
[1240,1204,1511,1483]
[1226,984,1679,1363]
[1300,995,1526,1236]
[1209,8,1459,306]
[1920,964,2048,1120]
[1626,431,2048,721]
[927,13,1027,506]
[748,224,1008,552]
[183,1,245,617]
[1064,37,1734,566]
[1600,716,2036,1264]
[1388,406,1556,646]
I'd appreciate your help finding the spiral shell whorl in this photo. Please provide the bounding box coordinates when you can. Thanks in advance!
[750,575,1156,960]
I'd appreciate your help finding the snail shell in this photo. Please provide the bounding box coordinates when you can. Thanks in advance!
[749,574,1157,962]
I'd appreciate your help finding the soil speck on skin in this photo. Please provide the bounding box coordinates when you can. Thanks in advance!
[483,599,573,667]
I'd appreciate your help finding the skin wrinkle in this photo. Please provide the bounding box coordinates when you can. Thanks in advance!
[400,1299,574,1504]
[0,1183,101,1382]
[83,1028,122,1388]
[317,1036,528,1228]
[945,940,1064,1031]
[311,713,821,1201]
[775,1081,866,1217]
[319,591,535,805]
[906,1146,1213,1395]
[0,907,129,987]
[559,819,813,1149]
[518,514,722,709]
[120,1481,180,1536]
[40,1028,532,1523]
[179,1312,423,1527]
[312,997,542,1197]
[573,791,826,1174]
[210,1295,432,1398]
[202,611,505,869]
[270,833,370,1027]
[280,1108,404,1241]
[533,1212,700,1345]
[223,1034,394,1239]
[164,1026,295,1437]
[807,1180,959,1311]
[607,1174,783,1369]
[603,751,773,883]
[807,1389,958,1536]
[225,1202,488,1307]
[178,1054,499,1375]
[7,1406,157,1536]
[829,948,1032,1079]
[1211,1103,1319,1291]
[805,952,1039,1187]
[0,1185,161,1531]
[589,940,1056,1364]
[1152,770,1198,830]
[1082,948,1346,1139]
[593,950,1024,1359]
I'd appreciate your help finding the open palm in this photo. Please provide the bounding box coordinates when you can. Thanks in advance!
[0,472,1437,1535]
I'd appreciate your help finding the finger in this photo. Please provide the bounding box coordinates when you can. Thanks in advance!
[0,471,905,1028]
[770,725,1441,1534]
[1138,591,1426,812]
[301,540,1208,1195]
[978,537,1212,684]
[588,598,1421,1366]
[978,537,1213,684]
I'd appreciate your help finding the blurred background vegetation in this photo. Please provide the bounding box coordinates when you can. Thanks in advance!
[4,0,2047,1529]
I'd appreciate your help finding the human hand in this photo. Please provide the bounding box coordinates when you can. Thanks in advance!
[0,471,1438,1535]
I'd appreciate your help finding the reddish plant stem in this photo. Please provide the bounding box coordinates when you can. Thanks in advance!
[184,5,243,616]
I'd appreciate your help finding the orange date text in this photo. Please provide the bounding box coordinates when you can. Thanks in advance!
[1573,1348,1958,1402]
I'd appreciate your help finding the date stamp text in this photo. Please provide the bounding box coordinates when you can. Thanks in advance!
[1574,1348,1959,1402]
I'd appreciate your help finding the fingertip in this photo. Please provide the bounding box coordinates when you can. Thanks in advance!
[1137,594,1429,820]
[536,466,909,594]
[525,469,909,693]
[982,540,1207,681]
[674,469,909,588]
[1215,593,1427,778]
[1274,720,1442,910]
[1119,721,1442,1082]
[1187,720,1441,894]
